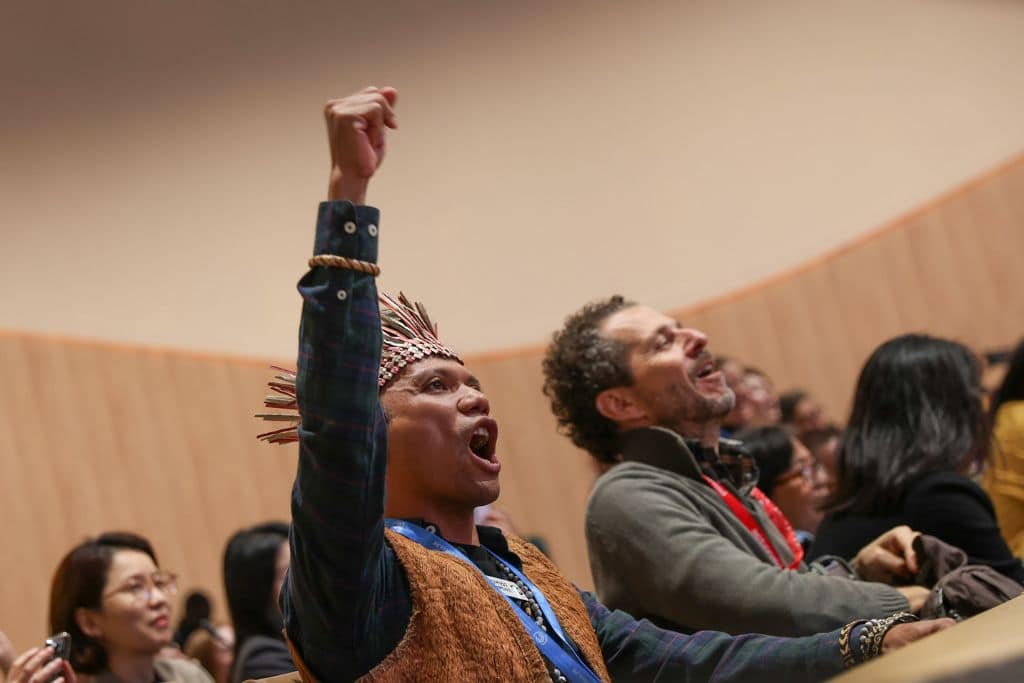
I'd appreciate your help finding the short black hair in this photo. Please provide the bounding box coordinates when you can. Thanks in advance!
[542,296,636,464]
[779,390,808,424]
[736,426,794,497]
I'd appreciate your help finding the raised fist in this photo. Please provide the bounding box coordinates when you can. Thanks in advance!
[324,86,398,203]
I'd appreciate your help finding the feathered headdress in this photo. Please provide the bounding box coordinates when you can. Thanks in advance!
[378,291,461,388]
[256,292,461,444]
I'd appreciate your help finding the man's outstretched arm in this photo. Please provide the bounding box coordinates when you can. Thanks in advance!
[284,88,404,681]
[582,591,953,682]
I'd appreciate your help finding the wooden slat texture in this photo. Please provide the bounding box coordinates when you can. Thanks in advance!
[1,154,1023,653]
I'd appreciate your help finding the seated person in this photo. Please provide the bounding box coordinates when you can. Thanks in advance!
[542,298,932,636]
[809,334,1024,584]
[223,522,294,683]
[985,339,1024,556]
[256,86,948,682]
[736,425,826,545]
[801,424,842,495]
[48,531,214,683]
[779,389,827,438]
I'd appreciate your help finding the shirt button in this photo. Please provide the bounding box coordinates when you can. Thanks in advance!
[343,221,357,234]
[367,224,378,237]
[336,289,348,301]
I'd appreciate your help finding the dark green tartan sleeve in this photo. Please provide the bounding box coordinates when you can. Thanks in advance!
[581,590,847,682]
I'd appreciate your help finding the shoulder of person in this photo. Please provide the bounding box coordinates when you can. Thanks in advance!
[995,400,1024,434]
[236,634,291,667]
[588,461,703,514]
[906,470,992,509]
[155,656,216,683]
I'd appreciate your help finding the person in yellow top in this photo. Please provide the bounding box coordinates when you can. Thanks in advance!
[986,340,1024,557]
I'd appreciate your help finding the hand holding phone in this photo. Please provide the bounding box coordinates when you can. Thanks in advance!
[44,633,71,663]
[6,634,75,683]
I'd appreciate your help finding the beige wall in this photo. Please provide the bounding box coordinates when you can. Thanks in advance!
[2,0,1024,358]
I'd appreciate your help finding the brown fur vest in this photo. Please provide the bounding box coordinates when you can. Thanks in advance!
[277,529,611,682]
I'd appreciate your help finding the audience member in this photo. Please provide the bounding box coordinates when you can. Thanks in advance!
[736,426,826,542]
[49,531,214,683]
[542,297,930,637]
[0,629,14,682]
[173,592,212,649]
[743,367,782,426]
[801,424,842,494]
[984,339,1024,556]
[256,86,947,682]
[715,357,753,436]
[223,522,293,683]
[809,334,1024,584]
[183,624,234,683]
[779,389,826,437]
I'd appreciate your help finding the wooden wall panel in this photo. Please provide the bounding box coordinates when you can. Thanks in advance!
[1,153,1023,653]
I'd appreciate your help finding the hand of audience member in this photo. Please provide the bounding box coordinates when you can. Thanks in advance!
[0,629,15,676]
[853,525,920,583]
[881,618,955,654]
[895,585,931,613]
[324,86,399,204]
[6,646,76,683]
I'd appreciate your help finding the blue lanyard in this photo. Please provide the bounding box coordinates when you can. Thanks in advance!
[385,519,603,683]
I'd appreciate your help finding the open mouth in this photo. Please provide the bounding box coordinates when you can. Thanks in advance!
[468,419,500,469]
[694,358,717,381]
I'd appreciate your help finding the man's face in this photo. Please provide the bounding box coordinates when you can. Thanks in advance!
[600,305,734,432]
[381,357,501,510]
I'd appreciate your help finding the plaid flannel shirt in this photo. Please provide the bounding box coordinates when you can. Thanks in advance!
[282,201,852,682]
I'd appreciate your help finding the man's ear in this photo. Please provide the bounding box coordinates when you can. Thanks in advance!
[595,387,646,423]
[75,607,104,639]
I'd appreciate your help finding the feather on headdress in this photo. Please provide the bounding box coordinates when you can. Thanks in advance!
[256,292,460,444]
[378,291,461,388]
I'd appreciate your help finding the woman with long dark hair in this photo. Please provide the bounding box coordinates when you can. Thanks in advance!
[808,334,1024,583]
[985,339,1024,556]
[48,532,214,683]
[223,522,293,683]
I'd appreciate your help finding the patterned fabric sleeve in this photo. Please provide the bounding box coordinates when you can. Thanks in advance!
[581,590,848,682]
[283,201,411,681]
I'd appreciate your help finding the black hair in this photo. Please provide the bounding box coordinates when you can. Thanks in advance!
[49,532,159,674]
[223,521,289,658]
[736,426,794,497]
[827,333,988,514]
[779,390,808,424]
[991,339,1024,418]
[542,296,636,464]
[801,424,841,455]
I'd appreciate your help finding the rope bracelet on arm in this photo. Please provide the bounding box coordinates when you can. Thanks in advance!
[838,612,919,668]
[308,254,381,276]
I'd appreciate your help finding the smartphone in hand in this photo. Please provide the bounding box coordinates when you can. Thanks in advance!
[42,633,71,682]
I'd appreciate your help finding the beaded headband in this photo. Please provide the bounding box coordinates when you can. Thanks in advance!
[378,291,462,388]
[256,292,460,444]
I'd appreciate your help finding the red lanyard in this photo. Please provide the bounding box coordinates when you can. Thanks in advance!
[702,476,804,570]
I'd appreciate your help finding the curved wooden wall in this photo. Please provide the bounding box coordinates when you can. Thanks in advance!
[2,154,1023,651]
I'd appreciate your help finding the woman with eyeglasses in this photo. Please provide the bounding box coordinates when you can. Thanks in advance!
[43,531,214,683]
[737,426,827,547]
[808,334,1024,584]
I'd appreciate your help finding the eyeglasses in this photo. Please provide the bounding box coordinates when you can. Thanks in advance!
[103,571,179,604]
[775,461,825,485]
